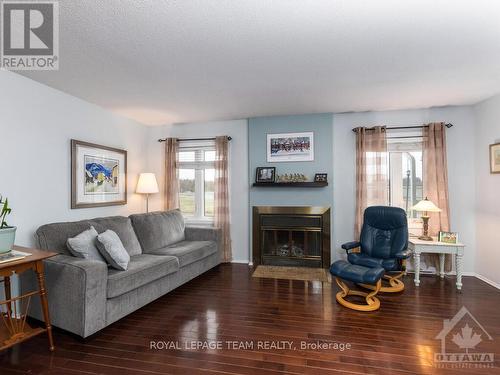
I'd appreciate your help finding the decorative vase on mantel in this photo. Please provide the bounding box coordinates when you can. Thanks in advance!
[0,226,16,254]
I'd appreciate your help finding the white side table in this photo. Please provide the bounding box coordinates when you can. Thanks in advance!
[408,238,465,290]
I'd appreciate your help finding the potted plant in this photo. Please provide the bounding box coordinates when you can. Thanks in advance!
[0,195,16,254]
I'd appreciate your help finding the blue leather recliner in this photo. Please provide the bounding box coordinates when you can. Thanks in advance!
[342,206,412,292]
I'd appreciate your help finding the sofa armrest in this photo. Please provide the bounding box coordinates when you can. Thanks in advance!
[185,226,221,242]
[20,254,108,338]
[341,241,361,253]
[185,226,222,259]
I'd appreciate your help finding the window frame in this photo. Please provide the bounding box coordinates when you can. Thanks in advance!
[177,141,215,225]
[386,130,424,234]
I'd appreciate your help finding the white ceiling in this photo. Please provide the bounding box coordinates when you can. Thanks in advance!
[19,0,500,126]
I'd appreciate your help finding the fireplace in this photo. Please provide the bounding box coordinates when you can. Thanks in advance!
[252,206,330,268]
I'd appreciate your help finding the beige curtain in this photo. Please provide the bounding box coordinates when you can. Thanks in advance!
[215,136,232,262]
[423,122,451,271]
[355,127,389,237]
[164,138,179,210]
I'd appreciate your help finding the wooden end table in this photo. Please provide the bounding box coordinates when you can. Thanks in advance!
[408,238,465,290]
[0,245,57,351]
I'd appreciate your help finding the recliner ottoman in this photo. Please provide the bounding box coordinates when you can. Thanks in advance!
[330,260,385,311]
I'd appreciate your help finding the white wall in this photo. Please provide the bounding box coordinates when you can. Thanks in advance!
[0,71,151,249]
[473,94,500,287]
[333,106,477,274]
[149,120,250,263]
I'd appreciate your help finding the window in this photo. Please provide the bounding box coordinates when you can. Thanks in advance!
[387,129,424,233]
[178,141,215,222]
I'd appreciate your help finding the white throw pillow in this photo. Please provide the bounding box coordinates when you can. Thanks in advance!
[96,229,130,270]
[66,226,106,262]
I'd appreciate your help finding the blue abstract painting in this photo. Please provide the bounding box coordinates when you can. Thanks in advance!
[84,155,119,194]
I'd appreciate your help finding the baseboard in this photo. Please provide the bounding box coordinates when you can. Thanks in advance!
[231,259,250,264]
[474,273,500,290]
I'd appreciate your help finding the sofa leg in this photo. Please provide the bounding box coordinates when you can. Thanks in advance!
[335,278,381,311]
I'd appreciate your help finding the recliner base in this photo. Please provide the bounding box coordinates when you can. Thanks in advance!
[335,278,381,312]
[358,273,405,293]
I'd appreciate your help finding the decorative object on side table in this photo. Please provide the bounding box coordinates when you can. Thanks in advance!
[136,173,159,213]
[71,140,127,209]
[438,231,458,244]
[0,196,15,254]
[267,132,314,162]
[314,173,328,182]
[410,197,441,240]
[490,142,500,174]
[0,246,57,351]
[255,167,276,183]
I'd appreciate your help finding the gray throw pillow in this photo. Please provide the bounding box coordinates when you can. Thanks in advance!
[66,226,105,262]
[96,229,130,270]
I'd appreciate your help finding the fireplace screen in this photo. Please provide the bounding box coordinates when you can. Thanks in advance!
[262,229,321,259]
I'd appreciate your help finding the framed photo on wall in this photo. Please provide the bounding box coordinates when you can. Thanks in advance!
[71,140,127,209]
[267,132,314,162]
[490,142,500,174]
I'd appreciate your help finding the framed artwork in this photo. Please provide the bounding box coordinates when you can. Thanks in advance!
[314,173,328,182]
[267,132,314,162]
[255,167,276,183]
[71,140,127,209]
[438,231,458,244]
[490,143,500,174]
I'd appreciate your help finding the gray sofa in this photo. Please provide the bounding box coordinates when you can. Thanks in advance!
[21,210,221,338]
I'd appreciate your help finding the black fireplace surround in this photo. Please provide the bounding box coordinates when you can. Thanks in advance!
[252,206,331,268]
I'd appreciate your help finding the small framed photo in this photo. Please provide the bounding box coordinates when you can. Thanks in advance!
[490,143,500,174]
[314,173,328,182]
[267,132,314,162]
[438,231,458,244]
[255,167,276,183]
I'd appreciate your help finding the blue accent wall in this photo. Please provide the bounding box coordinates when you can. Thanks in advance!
[249,113,334,208]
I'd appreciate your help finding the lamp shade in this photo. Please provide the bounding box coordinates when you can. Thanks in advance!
[411,197,441,212]
[136,173,159,194]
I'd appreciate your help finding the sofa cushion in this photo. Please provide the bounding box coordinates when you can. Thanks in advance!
[130,210,185,252]
[148,240,217,267]
[96,230,130,270]
[91,216,142,256]
[66,226,105,262]
[37,220,94,255]
[107,254,179,298]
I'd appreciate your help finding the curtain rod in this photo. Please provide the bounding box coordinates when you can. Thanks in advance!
[351,123,453,133]
[158,136,232,143]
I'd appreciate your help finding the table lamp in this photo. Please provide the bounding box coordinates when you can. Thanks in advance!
[411,197,441,241]
[136,173,159,213]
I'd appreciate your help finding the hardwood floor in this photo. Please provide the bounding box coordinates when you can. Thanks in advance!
[1,264,499,374]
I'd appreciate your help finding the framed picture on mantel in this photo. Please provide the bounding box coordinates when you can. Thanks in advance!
[71,140,127,209]
[267,132,314,162]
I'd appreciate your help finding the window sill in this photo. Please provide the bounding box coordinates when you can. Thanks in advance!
[184,218,215,227]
